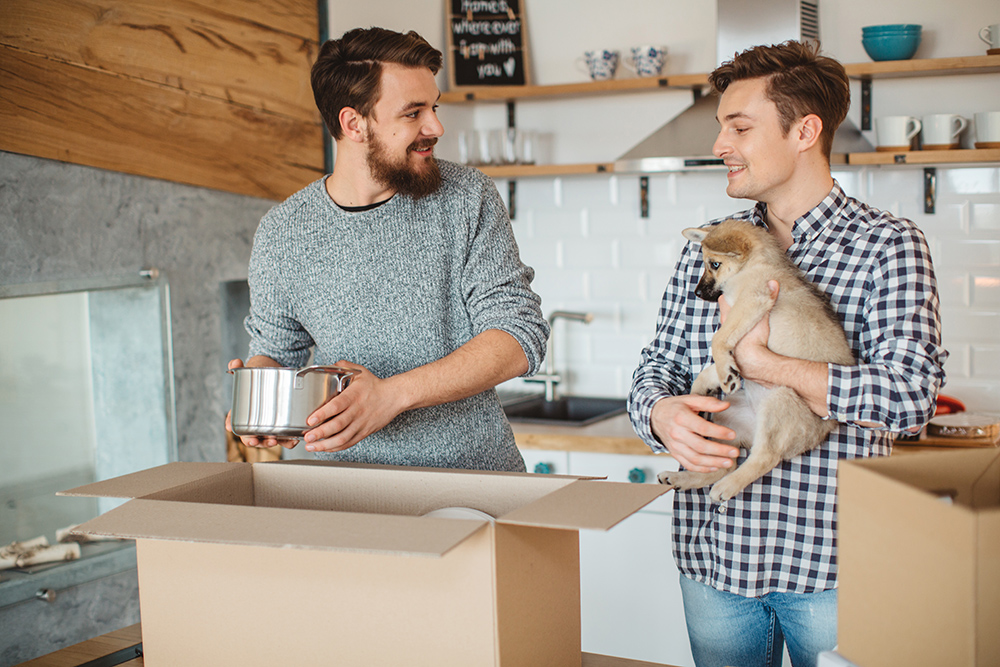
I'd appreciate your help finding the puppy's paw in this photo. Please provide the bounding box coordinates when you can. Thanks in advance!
[656,470,676,488]
[709,476,746,503]
[657,470,704,491]
[717,357,741,394]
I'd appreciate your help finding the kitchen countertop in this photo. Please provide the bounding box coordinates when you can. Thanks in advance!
[512,413,655,455]
[511,413,999,456]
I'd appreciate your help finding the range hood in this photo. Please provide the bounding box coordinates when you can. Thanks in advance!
[613,0,873,173]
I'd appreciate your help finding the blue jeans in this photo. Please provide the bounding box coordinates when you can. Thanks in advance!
[678,574,837,667]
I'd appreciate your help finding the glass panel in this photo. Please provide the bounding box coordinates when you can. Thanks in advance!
[0,275,176,547]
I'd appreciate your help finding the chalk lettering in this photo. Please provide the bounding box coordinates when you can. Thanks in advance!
[460,0,510,13]
[457,38,517,57]
[452,19,521,36]
[477,63,502,78]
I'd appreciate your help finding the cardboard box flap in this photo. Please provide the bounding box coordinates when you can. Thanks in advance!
[58,462,235,499]
[73,498,488,556]
[854,449,1000,509]
[498,479,669,531]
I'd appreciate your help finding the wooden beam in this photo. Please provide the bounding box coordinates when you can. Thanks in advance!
[0,0,320,123]
[0,46,323,200]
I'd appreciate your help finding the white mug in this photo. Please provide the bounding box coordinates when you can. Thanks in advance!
[979,24,1000,50]
[576,49,619,81]
[623,45,668,77]
[921,114,968,149]
[975,111,1000,147]
[875,116,921,150]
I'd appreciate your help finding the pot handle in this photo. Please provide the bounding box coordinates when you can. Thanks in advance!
[295,365,357,390]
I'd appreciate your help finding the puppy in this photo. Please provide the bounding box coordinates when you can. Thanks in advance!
[658,219,855,502]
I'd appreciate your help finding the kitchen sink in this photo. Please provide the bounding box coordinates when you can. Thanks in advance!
[503,395,627,427]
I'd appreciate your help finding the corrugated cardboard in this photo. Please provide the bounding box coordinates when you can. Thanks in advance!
[61,460,667,666]
[838,449,1000,667]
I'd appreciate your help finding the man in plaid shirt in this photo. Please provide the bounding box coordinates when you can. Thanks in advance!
[628,42,947,666]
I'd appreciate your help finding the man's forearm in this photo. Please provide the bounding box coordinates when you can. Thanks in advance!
[742,349,831,418]
[387,329,529,412]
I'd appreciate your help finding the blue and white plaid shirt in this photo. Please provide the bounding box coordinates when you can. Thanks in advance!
[628,181,947,596]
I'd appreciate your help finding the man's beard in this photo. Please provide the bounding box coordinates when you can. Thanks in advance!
[365,130,442,199]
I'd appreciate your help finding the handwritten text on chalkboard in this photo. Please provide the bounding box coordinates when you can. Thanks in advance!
[449,0,528,87]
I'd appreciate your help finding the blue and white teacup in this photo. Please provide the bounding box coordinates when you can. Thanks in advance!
[578,49,620,81]
[624,45,667,77]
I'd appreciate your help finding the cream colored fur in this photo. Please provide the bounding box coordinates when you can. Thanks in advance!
[658,219,855,502]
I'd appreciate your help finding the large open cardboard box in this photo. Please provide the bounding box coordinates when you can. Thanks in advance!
[61,460,668,667]
[838,448,1000,667]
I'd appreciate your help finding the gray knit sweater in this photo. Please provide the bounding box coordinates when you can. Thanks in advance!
[244,160,548,471]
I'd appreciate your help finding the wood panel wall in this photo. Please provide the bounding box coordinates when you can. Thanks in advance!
[0,0,324,201]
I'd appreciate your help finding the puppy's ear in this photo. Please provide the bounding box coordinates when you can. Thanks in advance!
[682,228,708,244]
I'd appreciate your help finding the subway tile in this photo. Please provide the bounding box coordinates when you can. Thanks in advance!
[558,174,618,208]
[619,237,682,271]
[531,267,588,302]
[939,309,1000,342]
[560,237,617,269]
[517,238,560,270]
[971,271,1000,307]
[934,269,970,307]
[935,239,1000,267]
[561,365,626,399]
[590,332,647,367]
[971,345,1000,380]
[527,208,586,240]
[971,203,1000,231]
[589,269,646,303]
[510,177,561,209]
[940,167,1000,196]
[907,202,969,237]
[941,343,970,380]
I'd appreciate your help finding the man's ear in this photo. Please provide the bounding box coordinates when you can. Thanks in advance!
[339,107,367,143]
[797,114,824,151]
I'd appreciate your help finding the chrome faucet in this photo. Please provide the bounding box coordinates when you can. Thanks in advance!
[526,310,594,402]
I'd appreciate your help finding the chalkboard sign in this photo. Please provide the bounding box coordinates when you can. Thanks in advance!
[447,0,531,88]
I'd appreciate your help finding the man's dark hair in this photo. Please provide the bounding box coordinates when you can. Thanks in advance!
[709,40,850,159]
[311,27,443,140]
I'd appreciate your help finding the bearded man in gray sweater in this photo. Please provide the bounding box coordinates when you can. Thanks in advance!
[228,27,549,471]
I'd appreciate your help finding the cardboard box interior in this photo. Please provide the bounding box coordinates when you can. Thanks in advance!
[60,461,668,667]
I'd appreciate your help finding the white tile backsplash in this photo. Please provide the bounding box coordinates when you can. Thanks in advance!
[504,165,1000,413]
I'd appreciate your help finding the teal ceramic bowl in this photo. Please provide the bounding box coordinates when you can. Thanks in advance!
[862,32,922,61]
[862,24,922,35]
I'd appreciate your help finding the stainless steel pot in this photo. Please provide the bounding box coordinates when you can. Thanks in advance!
[229,365,355,438]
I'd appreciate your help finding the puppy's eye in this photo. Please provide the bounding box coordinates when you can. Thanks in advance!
[709,261,721,270]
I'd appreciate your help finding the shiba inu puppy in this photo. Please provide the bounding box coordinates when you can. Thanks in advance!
[658,219,855,502]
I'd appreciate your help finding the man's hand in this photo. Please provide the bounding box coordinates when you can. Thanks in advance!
[650,395,739,472]
[226,358,301,450]
[301,361,408,452]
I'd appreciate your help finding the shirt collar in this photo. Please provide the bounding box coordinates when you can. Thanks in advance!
[747,180,848,244]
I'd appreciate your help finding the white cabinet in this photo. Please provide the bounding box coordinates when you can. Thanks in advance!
[519,447,570,476]
[568,452,693,667]
[521,448,694,666]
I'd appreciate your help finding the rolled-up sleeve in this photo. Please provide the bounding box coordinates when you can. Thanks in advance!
[826,227,947,433]
[461,175,549,376]
[629,243,708,452]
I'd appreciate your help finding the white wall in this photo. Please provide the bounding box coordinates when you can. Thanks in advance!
[327,1,1000,413]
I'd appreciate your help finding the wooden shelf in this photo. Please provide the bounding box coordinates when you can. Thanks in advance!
[445,56,1000,176]
[439,74,708,104]
[469,148,1000,178]
[441,55,1000,104]
[843,54,1000,79]
[477,162,614,178]
[846,148,1000,165]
